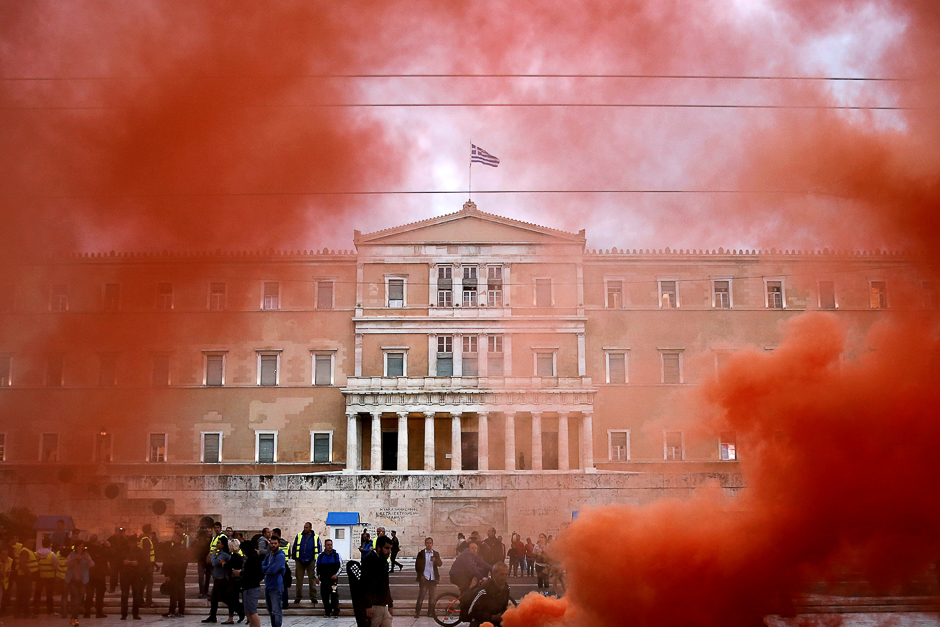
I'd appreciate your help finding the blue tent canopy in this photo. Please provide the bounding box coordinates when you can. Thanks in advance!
[34,515,76,530]
[325,512,359,526]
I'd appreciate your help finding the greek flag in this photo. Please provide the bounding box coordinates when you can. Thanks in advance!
[471,144,500,167]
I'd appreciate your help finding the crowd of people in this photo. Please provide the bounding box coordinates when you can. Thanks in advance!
[0,518,560,627]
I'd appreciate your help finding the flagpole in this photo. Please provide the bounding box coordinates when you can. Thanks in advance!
[468,141,472,201]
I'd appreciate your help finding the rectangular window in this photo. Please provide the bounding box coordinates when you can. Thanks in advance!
[41,433,59,462]
[387,278,405,308]
[205,353,225,386]
[46,354,64,387]
[263,282,280,310]
[659,280,677,308]
[607,280,623,309]
[103,283,120,311]
[766,280,784,309]
[462,289,478,308]
[925,281,938,309]
[819,281,836,310]
[487,266,503,307]
[152,354,170,387]
[385,352,405,377]
[870,281,888,309]
[437,335,453,376]
[157,283,173,310]
[314,353,333,385]
[0,284,13,313]
[0,433,5,462]
[51,284,69,312]
[0,355,11,387]
[311,431,332,463]
[487,335,504,376]
[209,282,226,311]
[662,352,681,384]
[258,353,279,386]
[462,266,477,281]
[720,432,737,461]
[462,335,478,376]
[202,432,222,463]
[95,432,112,463]
[438,288,453,308]
[256,432,277,463]
[536,352,555,377]
[609,430,629,461]
[535,279,552,307]
[606,352,627,384]
[98,354,118,387]
[437,266,452,307]
[713,280,731,309]
[317,281,334,310]
[148,433,167,462]
[665,431,684,461]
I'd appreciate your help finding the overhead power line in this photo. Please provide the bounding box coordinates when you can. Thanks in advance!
[0,73,910,81]
[0,103,911,111]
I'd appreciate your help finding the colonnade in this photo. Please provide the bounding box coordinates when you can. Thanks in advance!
[345,409,593,472]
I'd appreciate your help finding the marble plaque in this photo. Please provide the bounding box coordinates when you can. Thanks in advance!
[431,497,507,534]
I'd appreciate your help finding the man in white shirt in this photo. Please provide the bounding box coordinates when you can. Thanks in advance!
[413,537,443,618]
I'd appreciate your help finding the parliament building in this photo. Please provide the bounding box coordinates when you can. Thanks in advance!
[0,202,924,550]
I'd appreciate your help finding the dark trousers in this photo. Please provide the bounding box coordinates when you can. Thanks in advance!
[226,578,243,619]
[208,577,226,619]
[15,574,33,617]
[141,564,154,604]
[415,578,438,616]
[109,559,120,592]
[84,575,106,616]
[320,581,338,616]
[67,579,85,619]
[167,574,186,615]
[120,570,142,619]
[294,560,317,601]
[32,576,56,613]
[200,562,211,596]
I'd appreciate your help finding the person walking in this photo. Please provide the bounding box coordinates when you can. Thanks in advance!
[290,522,321,606]
[239,539,263,627]
[389,531,403,573]
[358,532,372,561]
[362,536,394,627]
[316,539,342,618]
[413,537,442,618]
[260,538,286,627]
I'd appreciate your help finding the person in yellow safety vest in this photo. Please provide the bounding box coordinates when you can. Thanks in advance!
[55,543,69,617]
[14,538,39,619]
[208,521,227,560]
[290,522,322,606]
[33,537,59,614]
[173,522,190,549]
[0,544,12,615]
[373,527,390,563]
[139,524,156,607]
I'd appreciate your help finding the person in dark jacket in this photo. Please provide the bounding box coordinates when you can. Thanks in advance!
[362,536,394,626]
[106,527,127,593]
[315,539,342,618]
[466,562,512,627]
[389,531,403,573]
[449,541,490,593]
[118,535,144,620]
[480,527,503,566]
[413,537,443,618]
[239,539,263,627]
[203,537,230,623]
[224,538,244,624]
[84,535,110,618]
[161,531,189,618]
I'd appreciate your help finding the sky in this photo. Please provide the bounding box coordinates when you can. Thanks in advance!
[0,0,932,255]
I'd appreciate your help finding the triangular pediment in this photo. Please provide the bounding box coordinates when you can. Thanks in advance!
[355,202,585,246]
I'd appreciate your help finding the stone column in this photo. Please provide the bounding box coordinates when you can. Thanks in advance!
[478,412,489,471]
[581,412,594,471]
[370,412,382,472]
[531,412,543,470]
[345,411,358,471]
[354,333,363,377]
[397,412,409,472]
[451,413,462,471]
[577,333,586,377]
[558,413,569,471]
[424,412,435,471]
[505,412,516,470]
[454,334,463,377]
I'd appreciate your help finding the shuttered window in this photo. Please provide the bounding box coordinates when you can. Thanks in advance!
[662,353,681,384]
[607,353,626,384]
[202,433,221,463]
[259,354,278,386]
[312,432,331,463]
[314,354,332,385]
[149,433,167,462]
[257,433,276,463]
[317,281,333,310]
[205,354,224,386]
[536,352,554,377]
[388,279,404,308]
[386,353,404,377]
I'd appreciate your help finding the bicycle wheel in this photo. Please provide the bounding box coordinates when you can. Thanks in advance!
[433,591,462,626]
